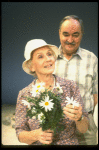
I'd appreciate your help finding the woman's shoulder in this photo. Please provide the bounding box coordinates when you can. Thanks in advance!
[18,79,35,96]
[55,75,77,87]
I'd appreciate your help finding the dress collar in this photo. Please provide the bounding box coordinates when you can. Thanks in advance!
[31,75,66,92]
[32,74,57,86]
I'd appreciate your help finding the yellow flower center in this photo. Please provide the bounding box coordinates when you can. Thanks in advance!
[45,102,49,106]
[36,89,39,93]
[37,85,41,88]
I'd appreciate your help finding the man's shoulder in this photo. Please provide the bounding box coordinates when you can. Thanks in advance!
[80,47,97,59]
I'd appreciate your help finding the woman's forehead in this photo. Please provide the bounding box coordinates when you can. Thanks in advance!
[33,46,52,55]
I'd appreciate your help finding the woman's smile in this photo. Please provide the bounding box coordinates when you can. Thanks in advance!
[44,64,53,68]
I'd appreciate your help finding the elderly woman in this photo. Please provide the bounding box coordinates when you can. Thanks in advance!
[15,39,89,145]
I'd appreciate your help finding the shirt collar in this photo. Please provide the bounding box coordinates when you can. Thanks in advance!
[58,45,82,59]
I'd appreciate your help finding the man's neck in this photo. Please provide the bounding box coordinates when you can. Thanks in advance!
[63,53,72,60]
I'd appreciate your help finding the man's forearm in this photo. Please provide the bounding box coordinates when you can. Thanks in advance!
[75,116,89,133]
[93,94,98,108]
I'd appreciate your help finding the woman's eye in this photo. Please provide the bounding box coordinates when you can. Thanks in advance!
[64,34,69,37]
[38,55,43,58]
[48,52,52,56]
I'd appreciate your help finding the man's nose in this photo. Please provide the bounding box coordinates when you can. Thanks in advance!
[67,35,73,43]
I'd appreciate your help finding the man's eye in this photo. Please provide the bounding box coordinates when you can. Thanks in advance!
[73,33,79,37]
[63,33,69,37]
[73,35,79,37]
[64,34,69,37]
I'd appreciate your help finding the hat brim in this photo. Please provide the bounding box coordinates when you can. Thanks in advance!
[22,44,59,75]
[22,60,33,75]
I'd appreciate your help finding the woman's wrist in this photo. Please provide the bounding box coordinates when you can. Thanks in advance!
[29,129,41,144]
[77,115,84,121]
[30,129,40,142]
[18,129,40,145]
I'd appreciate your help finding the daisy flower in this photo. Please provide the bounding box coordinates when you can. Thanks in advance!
[31,107,36,114]
[22,100,31,110]
[39,95,54,112]
[31,82,45,97]
[55,82,63,93]
[38,112,45,123]
[31,85,39,97]
[36,82,45,92]
[65,97,79,108]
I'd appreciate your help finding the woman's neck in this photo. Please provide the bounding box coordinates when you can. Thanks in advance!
[36,74,55,89]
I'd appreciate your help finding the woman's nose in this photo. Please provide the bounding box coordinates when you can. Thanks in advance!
[46,55,51,61]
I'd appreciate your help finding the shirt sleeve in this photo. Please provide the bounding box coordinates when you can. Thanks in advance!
[15,90,30,140]
[92,58,98,94]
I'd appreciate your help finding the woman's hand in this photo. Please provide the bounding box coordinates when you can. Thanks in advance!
[63,104,82,122]
[37,128,54,145]
[19,128,54,145]
[63,104,88,133]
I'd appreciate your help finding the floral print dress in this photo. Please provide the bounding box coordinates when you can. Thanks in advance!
[15,75,88,145]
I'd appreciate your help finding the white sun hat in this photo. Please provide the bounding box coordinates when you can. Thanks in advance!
[22,39,59,75]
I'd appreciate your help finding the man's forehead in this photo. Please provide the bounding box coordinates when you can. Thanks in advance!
[61,19,81,32]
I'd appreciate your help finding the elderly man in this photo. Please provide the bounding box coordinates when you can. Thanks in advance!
[54,15,98,145]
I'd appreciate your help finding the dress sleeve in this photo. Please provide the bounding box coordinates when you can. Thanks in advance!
[70,80,88,118]
[15,90,30,140]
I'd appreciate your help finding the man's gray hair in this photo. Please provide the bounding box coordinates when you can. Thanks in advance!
[59,15,84,34]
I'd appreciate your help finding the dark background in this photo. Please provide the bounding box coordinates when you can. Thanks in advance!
[2,2,98,105]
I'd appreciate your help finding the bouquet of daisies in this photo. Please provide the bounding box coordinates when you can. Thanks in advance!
[22,82,65,135]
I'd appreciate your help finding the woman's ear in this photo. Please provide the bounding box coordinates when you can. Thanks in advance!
[30,61,35,72]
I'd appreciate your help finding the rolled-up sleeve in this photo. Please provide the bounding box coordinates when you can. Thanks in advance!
[92,58,98,94]
[15,91,30,139]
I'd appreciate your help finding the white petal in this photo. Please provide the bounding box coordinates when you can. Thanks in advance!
[66,97,71,101]
[46,96,49,101]
[22,100,31,110]
[22,100,27,104]
[39,101,44,107]
[73,101,79,107]
[71,97,73,101]
[45,107,48,112]
[66,102,70,105]
[49,99,53,102]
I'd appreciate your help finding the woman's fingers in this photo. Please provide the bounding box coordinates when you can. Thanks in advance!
[39,128,54,144]
[63,104,82,121]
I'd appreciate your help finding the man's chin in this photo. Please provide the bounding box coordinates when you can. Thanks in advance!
[63,46,78,55]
